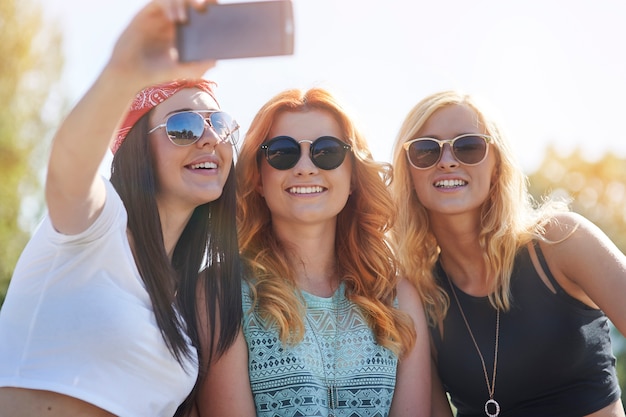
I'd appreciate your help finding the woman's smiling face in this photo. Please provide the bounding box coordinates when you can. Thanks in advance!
[257,109,352,230]
[408,103,496,217]
[149,88,234,212]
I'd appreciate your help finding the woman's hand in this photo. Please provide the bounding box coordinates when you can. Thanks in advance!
[106,0,216,88]
[154,0,215,21]
[45,0,218,235]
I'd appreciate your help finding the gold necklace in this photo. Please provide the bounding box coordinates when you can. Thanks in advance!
[304,292,340,416]
[446,271,501,417]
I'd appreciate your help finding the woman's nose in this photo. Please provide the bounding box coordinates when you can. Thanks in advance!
[438,143,459,167]
[293,142,319,175]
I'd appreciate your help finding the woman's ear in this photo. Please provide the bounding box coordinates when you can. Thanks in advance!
[256,174,264,197]
[491,158,500,185]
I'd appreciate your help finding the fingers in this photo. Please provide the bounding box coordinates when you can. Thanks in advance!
[154,0,211,22]
[106,0,217,88]
[154,0,187,21]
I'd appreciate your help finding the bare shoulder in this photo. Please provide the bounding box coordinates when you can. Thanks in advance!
[539,210,626,320]
[542,211,586,242]
[396,278,422,309]
[543,211,619,256]
[396,277,428,332]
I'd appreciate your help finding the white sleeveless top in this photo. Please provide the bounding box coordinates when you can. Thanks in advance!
[0,179,198,417]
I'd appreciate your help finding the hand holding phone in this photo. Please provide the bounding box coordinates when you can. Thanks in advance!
[176,0,295,61]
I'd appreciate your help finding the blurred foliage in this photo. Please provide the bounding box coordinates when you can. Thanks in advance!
[0,0,64,305]
[528,145,626,251]
[528,144,626,407]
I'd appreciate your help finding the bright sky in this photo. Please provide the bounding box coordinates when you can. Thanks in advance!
[41,0,626,172]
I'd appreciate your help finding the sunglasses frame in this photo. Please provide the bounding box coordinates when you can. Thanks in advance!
[402,133,492,169]
[260,135,352,171]
[148,110,240,146]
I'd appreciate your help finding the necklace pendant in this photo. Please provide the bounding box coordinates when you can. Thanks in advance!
[484,398,500,417]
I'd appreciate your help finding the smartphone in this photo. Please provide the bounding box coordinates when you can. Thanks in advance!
[176,0,295,61]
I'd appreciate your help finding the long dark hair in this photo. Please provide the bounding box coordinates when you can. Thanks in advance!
[110,113,242,415]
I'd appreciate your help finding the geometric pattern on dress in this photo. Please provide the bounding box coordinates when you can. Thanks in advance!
[243,282,398,417]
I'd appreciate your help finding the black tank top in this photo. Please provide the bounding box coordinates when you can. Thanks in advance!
[431,242,621,417]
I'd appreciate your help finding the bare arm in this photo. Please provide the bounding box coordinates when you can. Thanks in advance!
[541,211,626,336]
[389,278,431,417]
[45,0,213,235]
[430,357,454,417]
[195,327,256,417]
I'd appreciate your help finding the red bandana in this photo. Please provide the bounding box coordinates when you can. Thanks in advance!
[111,79,218,154]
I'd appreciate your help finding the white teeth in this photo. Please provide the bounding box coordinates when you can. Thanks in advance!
[435,179,467,188]
[288,186,324,194]
[190,162,217,169]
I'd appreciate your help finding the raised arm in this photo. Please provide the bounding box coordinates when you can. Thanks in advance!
[45,0,214,235]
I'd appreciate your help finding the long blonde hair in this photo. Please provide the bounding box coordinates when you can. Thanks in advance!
[390,90,565,325]
[237,87,415,355]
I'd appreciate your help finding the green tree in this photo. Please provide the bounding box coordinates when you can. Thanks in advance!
[0,0,64,305]
[528,145,626,406]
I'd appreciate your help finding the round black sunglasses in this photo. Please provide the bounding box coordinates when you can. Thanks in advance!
[260,136,352,170]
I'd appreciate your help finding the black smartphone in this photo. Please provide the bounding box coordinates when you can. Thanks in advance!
[176,0,295,61]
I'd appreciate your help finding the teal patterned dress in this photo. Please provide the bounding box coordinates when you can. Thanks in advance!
[242,282,398,417]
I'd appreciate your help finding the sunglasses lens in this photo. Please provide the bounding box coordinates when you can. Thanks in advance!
[454,135,488,165]
[311,137,349,170]
[265,137,301,170]
[210,112,239,144]
[407,139,441,168]
[165,112,206,145]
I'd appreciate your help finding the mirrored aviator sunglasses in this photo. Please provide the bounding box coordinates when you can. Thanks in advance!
[260,136,352,170]
[403,133,492,169]
[148,110,240,146]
